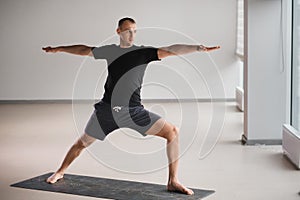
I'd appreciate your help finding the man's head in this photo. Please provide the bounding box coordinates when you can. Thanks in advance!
[117,17,137,47]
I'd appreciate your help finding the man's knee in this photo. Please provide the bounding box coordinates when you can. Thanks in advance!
[76,133,96,148]
[74,139,87,149]
[164,125,179,142]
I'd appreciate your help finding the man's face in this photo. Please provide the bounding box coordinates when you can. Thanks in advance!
[117,20,137,47]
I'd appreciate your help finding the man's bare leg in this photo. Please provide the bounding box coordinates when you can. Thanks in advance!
[145,119,194,195]
[47,133,96,184]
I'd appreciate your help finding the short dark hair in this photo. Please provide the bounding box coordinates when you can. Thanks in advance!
[118,17,136,28]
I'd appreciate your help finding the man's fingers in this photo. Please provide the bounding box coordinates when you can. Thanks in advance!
[42,46,54,53]
[205,46,221,51]
[42,47,50,52]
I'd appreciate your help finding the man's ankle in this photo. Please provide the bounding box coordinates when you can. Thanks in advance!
[168,177,179,183]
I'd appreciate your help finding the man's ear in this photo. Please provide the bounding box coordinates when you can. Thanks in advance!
[116,28,121,34]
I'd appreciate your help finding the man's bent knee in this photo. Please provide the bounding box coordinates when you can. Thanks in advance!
[163,125,179,142]
[170,126,179,140]
[77,133,96,148]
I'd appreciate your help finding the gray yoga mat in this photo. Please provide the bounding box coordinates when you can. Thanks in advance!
[11,172,215,200]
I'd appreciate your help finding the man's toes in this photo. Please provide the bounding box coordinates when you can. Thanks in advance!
[46,173,63,184]
[181,186,193,195]
[167,182,194,195]
[186,188,194,195]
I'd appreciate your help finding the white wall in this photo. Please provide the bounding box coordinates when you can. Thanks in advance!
[0,0,240,100]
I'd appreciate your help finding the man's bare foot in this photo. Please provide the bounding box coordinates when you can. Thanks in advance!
[46,172,64,184]
[167,180,194,195]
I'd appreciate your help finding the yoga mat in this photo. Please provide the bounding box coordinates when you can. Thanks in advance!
[11,172,215,200]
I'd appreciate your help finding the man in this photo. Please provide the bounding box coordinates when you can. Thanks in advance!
[42,17,220,195]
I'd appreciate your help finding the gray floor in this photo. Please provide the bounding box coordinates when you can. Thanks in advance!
[1,102,299,200]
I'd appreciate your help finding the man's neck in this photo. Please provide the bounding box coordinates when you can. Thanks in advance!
[119,41,133,48]
[119,45,133,48]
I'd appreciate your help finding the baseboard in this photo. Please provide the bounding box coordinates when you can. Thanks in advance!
[0,98,236,104]
[0,99,95,104]
[142,98,235,103]
[241,134,282,145]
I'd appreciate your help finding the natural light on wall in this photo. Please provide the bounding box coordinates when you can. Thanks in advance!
[292,0,300,131]
[236,0,244,59]
[235,0,244,111]
[282,0,300,170]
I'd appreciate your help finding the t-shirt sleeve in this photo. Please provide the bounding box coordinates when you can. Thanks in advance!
[143,46,161,63]
[92,45,115,60]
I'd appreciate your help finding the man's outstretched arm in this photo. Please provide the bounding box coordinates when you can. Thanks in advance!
[157,44,220,59]
[42,45,94,56]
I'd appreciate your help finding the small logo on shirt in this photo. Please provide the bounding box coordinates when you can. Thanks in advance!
[113,106,122,112]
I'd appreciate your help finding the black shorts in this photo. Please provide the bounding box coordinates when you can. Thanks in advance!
[84,101,161,140]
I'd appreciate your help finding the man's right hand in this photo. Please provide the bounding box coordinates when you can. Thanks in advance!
[42,46,59,53]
